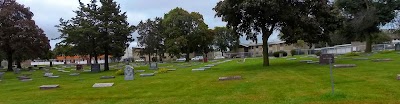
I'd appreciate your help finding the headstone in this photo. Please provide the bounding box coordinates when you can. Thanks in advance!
[319,54,334,64]
[140,73,155,77]
[192,68,205,71]
[28,67,33,71]
[43,73,53,77]
[92,83,114,88]
[13,68,21,74]
[219,76,242,81]
[17,76,31,80]
[21,79,33,82]
[69,73,80,76]
[124,65,134,80]
[62,70,70,73]
[334,64,356,68]
[397,74,400,80]
[39,67,44,70]
[44,68,51,73]
[100,76,115,79]
[307,61,319,64]
[39,85,59,90]
[395,43,400,51]
[149,62,158,70]
[0,72,4,80]
[373,59,393,62]
[91,64,101,73]
[136,70,145,73]
[76,64,83,71]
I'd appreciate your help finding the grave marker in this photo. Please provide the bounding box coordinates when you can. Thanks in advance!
[100,76,115,79]
[373,59,393,62]
[124,65,134,80]
[320,54,334,64]
[69,73,80,76]
[334,64,356,68]
[92,83,114,88]
[149,62,158,70]
[192,68,205,71]
[40,85,59,90]
[0,72,4,81]
[140,73,155,77]
[43,73,53,77]
[219,76,242,81]
[91,64,101,73]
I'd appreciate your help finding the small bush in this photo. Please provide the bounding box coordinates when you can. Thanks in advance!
[290,49,296,56]
[115,69,124,76]
[315,51,322,56]
[273,51,288,57]
[157,68,168,74]
[344,52,360,57]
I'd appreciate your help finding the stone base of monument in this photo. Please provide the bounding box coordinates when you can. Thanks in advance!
[334,64,356,68]
[40,85,59,90]
[92,83,114,88]
[140,73,155,77]
[192,68,205,71]
[373,59,393,62]
[100,76,115,79]
[219,76,242,81]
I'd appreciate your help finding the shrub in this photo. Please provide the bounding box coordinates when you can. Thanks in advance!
[157,68,168,74]
[344,52,360,57]
[115,69,124,76]
[273,51,288,57]
[315,51,322,56]
[290,49,296,56]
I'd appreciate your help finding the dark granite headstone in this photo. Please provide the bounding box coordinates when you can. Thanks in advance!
[91,64,101,73]
[76,64,83,70]
[395,43,400,51]
[319,54,334,64]
[149,62,158,70]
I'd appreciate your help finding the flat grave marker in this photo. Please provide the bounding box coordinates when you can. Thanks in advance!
[334,64,356,68]
[100,76,115,79]
[219,76,242,81]
[192,68,205,71]
[373,59,393,62]
[69,73,80,76]
[92,83,114,88]
[43,73,53,77]
[140,73,155,77]
[39,85,59,90]
[48,76,59,78]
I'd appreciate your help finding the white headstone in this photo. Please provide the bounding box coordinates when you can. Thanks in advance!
[124,65,134,80]
[92,83,114,88]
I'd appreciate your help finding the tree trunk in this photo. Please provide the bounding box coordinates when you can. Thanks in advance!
[88,55,92,65]
[148,53,151,64]
[104,49,109,71]
[64,56,67,65]
[185,51,190,62]
[262,28,272,66]
[94,55,98,64]
[365,33,372,53]
[221,50,224,56]
[16,60,22,68]
[6,51,13,71]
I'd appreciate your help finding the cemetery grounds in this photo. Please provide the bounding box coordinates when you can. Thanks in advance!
[0,52,400,103]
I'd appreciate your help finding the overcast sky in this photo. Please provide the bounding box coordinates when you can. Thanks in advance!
[18,0,280,49]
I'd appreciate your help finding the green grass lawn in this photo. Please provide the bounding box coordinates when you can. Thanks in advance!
[1,52,400,104]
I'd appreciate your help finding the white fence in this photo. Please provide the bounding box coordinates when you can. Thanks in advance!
[31,60,107,65]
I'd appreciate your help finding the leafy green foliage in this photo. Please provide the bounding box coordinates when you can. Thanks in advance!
[0,1,50,70]
[114,69,124,76]
[215,0,340,66]
[156,68,168,74]
[344,52,360,57]
[137,17,165,62]
[290,50,297,56]
[213,27,239,53]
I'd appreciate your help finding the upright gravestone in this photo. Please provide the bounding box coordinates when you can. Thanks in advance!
[149,62,158,70]
[319,54,334,64]
[91,64,101,73]
[14,68,21,74]
[76,64,83,71]
[395,43,400,51]
[124,65,134,80]
[0,72,4,81]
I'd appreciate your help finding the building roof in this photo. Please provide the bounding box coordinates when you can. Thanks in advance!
[239,41,286,47]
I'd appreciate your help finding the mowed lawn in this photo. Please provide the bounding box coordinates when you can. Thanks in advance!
[1,52,400,104]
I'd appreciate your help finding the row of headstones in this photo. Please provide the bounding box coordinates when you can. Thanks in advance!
[192,60,232,71]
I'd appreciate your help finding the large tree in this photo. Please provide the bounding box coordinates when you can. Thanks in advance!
[336,0,400,52]
[137,17,165,63]
[163,8,209,62]
[215,0,340,66]
[0,0,50,71]
[213,27,239,55]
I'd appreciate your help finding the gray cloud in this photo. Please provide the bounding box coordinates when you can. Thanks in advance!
[18,0,279,49]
